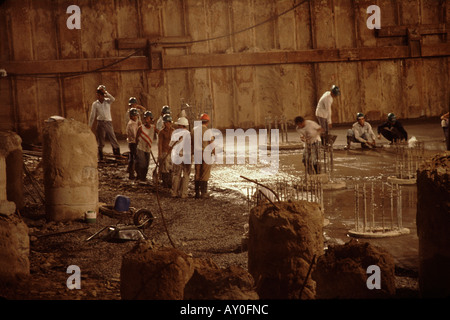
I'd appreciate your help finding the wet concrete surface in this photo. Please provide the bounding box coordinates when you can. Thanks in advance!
[107,118,448,273]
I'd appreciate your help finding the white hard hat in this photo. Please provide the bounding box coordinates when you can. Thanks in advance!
[175,117,189,127]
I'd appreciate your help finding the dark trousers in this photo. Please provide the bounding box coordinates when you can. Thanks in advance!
[379,127,404,142]
[135,149,150,181]
[443,127,449,150]
[127,143,137,178]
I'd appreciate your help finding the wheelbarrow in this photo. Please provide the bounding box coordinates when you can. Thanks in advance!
[86,195,155,242]
[98,195,154,228]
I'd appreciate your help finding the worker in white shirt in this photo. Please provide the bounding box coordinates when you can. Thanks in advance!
[346,113,377,150]
[315,85,340,145]
[295,116,324,174]
[170,117,192,198]
[88,85,121,161]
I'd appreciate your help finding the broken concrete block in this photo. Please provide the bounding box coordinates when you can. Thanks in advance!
[184,258,258,300]
[416,152,450,298]
[42,119,98,221]
[0,213,29,284]
[312,239,396,299]
[0,131,23,213]
[248,200,324,299]
[120,242,195,300]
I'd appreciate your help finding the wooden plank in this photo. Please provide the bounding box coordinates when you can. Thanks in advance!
[376,24,448,37]
[116,38,148,49]
[5,44,449,75]
[5,56,149,75]
[162,44,449,69]
[116,36,193,50]
[421,43,450,57]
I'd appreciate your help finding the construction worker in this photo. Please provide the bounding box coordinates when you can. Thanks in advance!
[170,117,192,198]
[88,85,121,161]
[126,97,146,126]
[440,112,449,149]
[193,113,214,199]
[294,116,323,174]
[126,108,139,180]
[346,113,377,149]
[315,85,340,145]
[135,111,155,182]
[156,105,171,133]
[377,113,408,144]
[158,113,174,188]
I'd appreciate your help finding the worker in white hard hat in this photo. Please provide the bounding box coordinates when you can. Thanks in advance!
[170,117,192,198]
[193,113,214,199]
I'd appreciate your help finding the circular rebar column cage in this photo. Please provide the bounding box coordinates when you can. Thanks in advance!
[349,181,410,238]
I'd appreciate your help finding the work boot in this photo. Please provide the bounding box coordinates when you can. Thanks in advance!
[98,148,104,161]
[113,148,121,157]
[313,164,319,174]
[161,173,168,188]
[194,181,200,199]
[201,181,210,199]
[180,177,189,199]
[172,176,180,197]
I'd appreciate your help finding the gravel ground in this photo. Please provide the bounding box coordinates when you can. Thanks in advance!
[4,153,419,300]
[4,156,249,300]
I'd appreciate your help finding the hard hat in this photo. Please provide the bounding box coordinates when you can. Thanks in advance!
[162,114,173,123]
[128,97,137,106]
[200,113,210,122]
[161,105,171,115]
[331,85,340,96]
[129,108,139,117]
[356,112,365,120]
[387,113,396,122]
[144,111,153,119]
[96,85,106,94]
[175,117,189,127]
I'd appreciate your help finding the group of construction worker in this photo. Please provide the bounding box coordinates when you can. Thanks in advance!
[88,85,214,199]
[295,84,409,173]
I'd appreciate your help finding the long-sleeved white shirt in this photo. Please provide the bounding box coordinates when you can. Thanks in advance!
[315,91,333,124]
[351,121,376,143]
[88,93,115,127]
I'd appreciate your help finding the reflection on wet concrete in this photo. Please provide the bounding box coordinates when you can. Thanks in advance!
[209,141,443,272]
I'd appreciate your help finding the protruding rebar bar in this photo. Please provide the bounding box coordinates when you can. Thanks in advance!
[363,183,367,233]
[381,183,385,232]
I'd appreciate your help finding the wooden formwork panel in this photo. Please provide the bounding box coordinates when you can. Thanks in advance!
[0,0,448,144]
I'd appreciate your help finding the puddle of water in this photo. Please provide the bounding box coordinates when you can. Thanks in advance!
[208,146,441,271]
